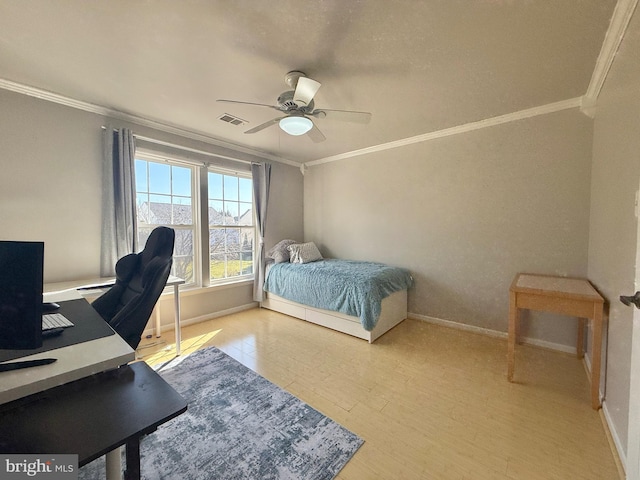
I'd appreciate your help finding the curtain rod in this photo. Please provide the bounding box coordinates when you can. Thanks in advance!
[101,126,259,166]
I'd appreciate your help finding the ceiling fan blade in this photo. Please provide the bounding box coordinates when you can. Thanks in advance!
[245,117,284,134]
[217,99,280,111]
[313,108,372,124]
[307,123,326,143]
[293,77,321,107]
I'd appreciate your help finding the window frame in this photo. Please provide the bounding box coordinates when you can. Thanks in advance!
[134,149,255,290]
[135,151,201,287]
[206,166,255,286]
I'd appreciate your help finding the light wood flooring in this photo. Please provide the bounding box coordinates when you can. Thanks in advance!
[137,308,621,480]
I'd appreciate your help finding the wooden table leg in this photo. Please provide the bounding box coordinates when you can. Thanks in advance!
[577,318,585,359]
[591,305,603,409]
[508,290,517,381]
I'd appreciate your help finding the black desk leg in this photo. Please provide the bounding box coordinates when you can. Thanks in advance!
[124,438,141,480]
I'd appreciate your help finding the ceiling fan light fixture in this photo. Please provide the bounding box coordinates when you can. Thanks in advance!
[279,116,313,136]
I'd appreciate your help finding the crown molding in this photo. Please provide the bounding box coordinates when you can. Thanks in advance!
[0,78,114,116]
[580,96,598,119]
[0,78,299,167]
[583,0,638,105]
[306,97,583,167]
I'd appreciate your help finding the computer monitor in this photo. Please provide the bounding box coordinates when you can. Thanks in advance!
[0,241,44,349]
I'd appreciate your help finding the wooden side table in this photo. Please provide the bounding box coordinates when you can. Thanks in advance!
[507,273,605,409]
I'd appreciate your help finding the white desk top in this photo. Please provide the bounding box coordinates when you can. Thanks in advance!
[44,275,185,294]
[0,290,135,405]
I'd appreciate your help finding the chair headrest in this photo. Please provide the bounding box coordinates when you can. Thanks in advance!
[141,227,175,266]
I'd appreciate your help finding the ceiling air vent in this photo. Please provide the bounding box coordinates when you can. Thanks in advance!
[218,113,247,126]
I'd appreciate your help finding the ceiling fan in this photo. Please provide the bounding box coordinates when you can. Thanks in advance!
[217,71,372,143]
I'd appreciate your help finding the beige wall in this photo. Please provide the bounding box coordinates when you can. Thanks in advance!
[263,161,304,251]
[588,7,640,457]
[0,89,304,326]
[305,108,593,348]
[0,90,105,280]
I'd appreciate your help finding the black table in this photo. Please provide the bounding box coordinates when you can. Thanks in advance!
[0,361,187,480]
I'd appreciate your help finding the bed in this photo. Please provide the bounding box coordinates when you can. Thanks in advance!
[261,255,413,343]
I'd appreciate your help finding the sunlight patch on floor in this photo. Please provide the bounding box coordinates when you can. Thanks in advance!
[141,330,222,366]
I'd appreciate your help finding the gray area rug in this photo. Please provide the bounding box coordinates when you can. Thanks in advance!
[79,346,363,479]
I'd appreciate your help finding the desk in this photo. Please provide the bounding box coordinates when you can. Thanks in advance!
[46,275,185,355]
[0,289,135,405]
[507,273,605,409]
[0,361,187,480]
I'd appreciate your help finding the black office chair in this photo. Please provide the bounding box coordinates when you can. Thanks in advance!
[92,226,175,349]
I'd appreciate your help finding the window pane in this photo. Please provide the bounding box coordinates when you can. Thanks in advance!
[209,228,225,255]
[210,253,226,280]
[240,228,254,252]
[149,163,171,194]
[173,256,193,284]
[135,161,148,192]
[239,177,252,202]
[172,230,193,282]
[241,251,253,275]
[238,203,253,225]
[136,194,150,223]
[224,175,238,201]
[224,201,239,224]
[172,200,192,225]
[172,166,191,197]
[137,227,153,251]
[208,200,224,225]
[149,197,171,224]
[226,251,241,277]
[208,172,223,199]
[226,228,241,252]
[174,230,193,257]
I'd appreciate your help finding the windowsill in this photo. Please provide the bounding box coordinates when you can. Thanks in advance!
[170,278,254,298]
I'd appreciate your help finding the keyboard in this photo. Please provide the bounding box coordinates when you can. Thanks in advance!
[42,313,74,331]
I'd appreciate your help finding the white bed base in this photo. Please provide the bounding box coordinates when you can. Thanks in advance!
[261,290,408,343]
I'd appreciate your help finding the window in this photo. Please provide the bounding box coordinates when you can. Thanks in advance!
[135,158,197,284]
[134,154,255,288]
[208,171,254,283]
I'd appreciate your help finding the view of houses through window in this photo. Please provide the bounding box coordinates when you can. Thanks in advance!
[208,171,254,281]
[135,155,254,287]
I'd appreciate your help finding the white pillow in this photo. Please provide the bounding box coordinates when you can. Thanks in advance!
[288,242,323,264]
[267,239,297,263]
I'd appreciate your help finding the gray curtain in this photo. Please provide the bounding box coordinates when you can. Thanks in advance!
[100,127,138,276]
[251,162,271,302]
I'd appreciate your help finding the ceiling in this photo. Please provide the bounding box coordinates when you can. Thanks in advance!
[0,1,618,164]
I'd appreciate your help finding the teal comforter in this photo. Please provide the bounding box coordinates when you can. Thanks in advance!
[263,259,413,331]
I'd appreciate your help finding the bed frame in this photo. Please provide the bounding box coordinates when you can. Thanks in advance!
[261,289,408,343]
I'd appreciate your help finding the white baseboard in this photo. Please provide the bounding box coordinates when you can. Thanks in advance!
[142,302,258,338]
[408,312,577,354]
[583,355,626,477]
[602,400,627,477]
[408,311,625,475]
